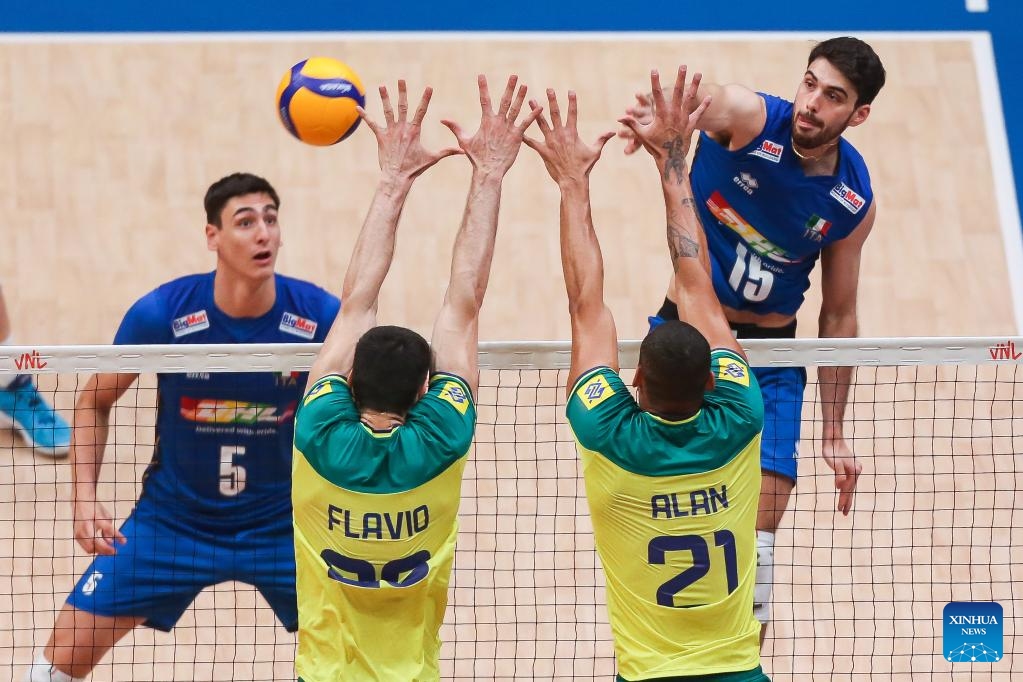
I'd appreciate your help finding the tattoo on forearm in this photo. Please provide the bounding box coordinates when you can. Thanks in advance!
[681,197,697,208]
[666,222,700,269]
[661,137,687,184]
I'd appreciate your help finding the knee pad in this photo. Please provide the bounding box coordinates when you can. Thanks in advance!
[753,530,775,625]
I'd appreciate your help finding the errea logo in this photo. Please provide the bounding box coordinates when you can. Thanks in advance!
[733,172,759,195]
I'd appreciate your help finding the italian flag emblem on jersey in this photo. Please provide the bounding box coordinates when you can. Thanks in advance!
[804,214,832,242]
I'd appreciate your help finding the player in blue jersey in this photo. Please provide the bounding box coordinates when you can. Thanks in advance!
[25,173,340,682]
[619,37,886,642]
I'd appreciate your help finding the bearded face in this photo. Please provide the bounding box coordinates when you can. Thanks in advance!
[791,58,871,151]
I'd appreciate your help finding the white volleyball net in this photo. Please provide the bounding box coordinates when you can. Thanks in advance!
[0,338,1020,680]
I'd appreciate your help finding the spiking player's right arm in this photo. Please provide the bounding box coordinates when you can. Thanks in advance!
[619,67,744,359]
[522,89,617,393]
[307,82,461,390]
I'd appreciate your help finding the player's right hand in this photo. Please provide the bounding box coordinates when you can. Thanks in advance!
[357,80,463,183]
[523,89,615,186]
[73,498,126,556]
[617,91,654,155]
[440,74,543,178]
[618,67,711,183]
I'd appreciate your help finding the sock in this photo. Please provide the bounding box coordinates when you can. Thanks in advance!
[24,652,82,682]
[753,530,775,625]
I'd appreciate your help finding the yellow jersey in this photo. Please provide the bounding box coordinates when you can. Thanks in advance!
[566,350,765,681]
[292,372,476,682]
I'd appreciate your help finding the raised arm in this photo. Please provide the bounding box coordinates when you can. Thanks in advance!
[523,89,617,394]
[307,82,460,390]
[429,75,542,395]
[620,67,744,359]
[71,372,137,555]
[619,79,765,155]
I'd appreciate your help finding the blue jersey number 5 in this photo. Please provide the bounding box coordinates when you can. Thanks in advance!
[648,530,738,608]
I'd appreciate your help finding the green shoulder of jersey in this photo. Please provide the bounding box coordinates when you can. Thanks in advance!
[293,371,478,494]
[566,349,764,476]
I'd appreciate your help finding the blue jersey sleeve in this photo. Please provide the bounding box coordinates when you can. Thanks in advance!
[757,93,793,133]
[113,289,170,345]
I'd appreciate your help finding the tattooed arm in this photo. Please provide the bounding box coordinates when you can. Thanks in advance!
[661,172,742,356]
[619,66,743,357]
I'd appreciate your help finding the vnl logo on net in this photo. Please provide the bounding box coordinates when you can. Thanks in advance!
[943,602,1003,663]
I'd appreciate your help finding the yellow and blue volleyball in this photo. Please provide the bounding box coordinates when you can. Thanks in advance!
[276,57,366,146]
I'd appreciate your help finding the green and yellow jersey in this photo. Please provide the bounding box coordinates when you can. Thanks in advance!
[566,349,766,682]
[292,371,476,682]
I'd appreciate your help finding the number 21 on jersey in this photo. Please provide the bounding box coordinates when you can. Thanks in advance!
[649,530,738,608]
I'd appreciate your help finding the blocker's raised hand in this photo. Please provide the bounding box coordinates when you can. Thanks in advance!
[441,75,543,177]
[618,67,712,184]
[357,80,462,182]
[523,89,615,187]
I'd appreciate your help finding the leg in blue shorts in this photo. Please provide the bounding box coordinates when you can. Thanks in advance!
[39,498,298,678]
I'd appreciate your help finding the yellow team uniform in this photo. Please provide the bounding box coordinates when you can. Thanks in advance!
[292,372,476,682]
[566,350,768,682]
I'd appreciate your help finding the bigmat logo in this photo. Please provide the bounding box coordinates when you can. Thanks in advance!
[280,312,318,340]
[180,398,297,425]
[172,310,210,338]
[829,182,866,214]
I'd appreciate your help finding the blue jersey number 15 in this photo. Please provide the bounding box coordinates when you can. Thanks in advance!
[727,243,774,303]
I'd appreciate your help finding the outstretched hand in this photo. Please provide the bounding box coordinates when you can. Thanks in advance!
[523,89,615,187]
[618,67,711,183]
[358,80,462,182]
[441,75,543,178]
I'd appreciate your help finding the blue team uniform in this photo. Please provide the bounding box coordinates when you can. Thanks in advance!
[67,272,340,631]
[650,93,873,481]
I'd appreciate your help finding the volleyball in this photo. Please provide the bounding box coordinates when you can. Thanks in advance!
[276,57,366,146]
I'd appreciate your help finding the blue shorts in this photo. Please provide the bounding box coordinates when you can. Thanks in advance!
[67,497,298,632]
[648,314,804,482]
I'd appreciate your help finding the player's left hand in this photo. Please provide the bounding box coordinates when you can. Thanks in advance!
[441,75,543,178]
[618,66,711,183]
[822,437,862,515]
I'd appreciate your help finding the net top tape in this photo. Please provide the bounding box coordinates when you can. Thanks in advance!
[1,337,1021,374]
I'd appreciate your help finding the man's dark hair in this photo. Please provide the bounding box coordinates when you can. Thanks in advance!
[350,326,433,415]
[638,320,712,407]
[204,172,280,227]
[808,37,886,107]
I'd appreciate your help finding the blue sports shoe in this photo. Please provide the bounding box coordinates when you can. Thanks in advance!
[0,375,71,457]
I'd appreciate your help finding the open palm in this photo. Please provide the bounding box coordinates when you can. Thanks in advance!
[358,80,461,181]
